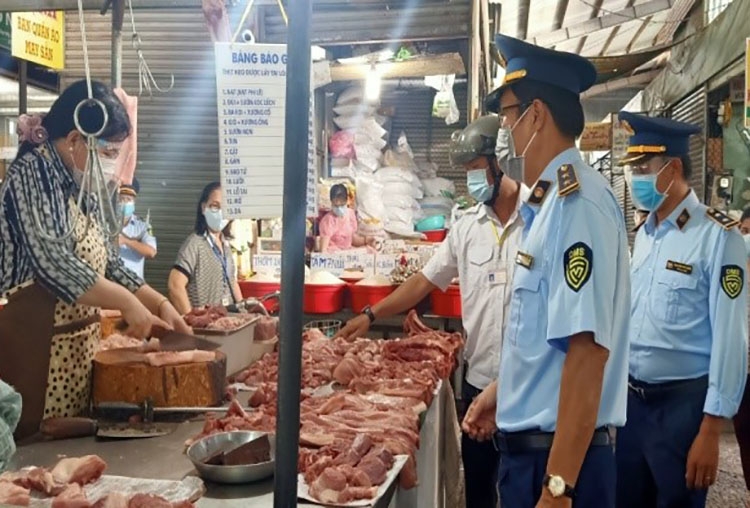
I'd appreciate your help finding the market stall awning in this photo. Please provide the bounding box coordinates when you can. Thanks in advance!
[329,53,465,81]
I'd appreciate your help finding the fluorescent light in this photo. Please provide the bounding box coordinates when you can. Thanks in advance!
[365,64,381,102]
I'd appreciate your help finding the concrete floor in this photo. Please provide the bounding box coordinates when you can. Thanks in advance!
[708,433,748,507]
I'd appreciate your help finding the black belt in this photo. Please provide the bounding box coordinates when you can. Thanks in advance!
[628,375,708,403]
[493,427,612,454]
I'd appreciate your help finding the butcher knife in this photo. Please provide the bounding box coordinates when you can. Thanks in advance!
[96,400,252,422]
[40,417,177,441]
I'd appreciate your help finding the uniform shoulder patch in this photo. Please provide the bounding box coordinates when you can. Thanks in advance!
[557,164,580,197]
[720,264,744,299]
[563,242,592,292]
[706,208,739,230]
[528,180,551,206]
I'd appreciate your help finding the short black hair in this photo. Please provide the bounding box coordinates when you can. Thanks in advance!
[679,155,692,180]
[194,181,221,236]
[741,207,750,223]
[509,79,584,139]
[330,184,348,202]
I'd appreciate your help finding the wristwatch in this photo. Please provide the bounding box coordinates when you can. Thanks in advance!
[361,305,376,323]
[543,474,575,499]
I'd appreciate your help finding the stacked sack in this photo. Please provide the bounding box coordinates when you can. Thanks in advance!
[420,177,455,226]
[329,87,390,177]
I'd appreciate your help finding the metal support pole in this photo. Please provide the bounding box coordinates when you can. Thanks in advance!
[273,0,311,502]
[18,60,28,115]
[111,0,125,87]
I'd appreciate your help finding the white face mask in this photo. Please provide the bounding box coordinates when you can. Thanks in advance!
[496,106,537,186]
[99,157,118,182]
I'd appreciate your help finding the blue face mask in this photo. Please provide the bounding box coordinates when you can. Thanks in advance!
[467,168,493,203]
[333,205,347,217]
[629,161,673,212]
[120,202,135,218]
[204,208,224,232]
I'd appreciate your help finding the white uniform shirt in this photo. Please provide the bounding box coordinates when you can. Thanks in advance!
[422,185,530,389]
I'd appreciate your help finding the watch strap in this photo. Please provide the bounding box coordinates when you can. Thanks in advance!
[362,306,376,323]
[543,474,575,498]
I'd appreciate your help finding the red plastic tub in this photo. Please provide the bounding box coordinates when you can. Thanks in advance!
[431,285,461,318]
[349,284,396,313]
[239,280,281,312]
[423,229,447,242]
[304,284,347,314]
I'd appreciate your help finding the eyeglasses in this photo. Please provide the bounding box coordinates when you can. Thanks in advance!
[96,139,122,159]
[626,157,671,176]
[498,102,531,125]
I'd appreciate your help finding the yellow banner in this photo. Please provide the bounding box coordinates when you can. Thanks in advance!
[11,11,64,70]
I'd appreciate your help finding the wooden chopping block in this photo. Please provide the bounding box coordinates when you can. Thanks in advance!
[92,349,227,407]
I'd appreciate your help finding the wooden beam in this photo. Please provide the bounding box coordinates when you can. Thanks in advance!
[581,69,661,98]
[0,0,276,10]
[329,53,466,81]
[528,0,674,47]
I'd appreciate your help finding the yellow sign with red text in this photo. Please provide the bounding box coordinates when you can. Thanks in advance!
[11,11,64,70]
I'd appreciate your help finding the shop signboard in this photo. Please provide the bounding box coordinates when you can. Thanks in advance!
[310,250,375,277]
[579,122,612,152]
[745,38,750,128]
[252,253,282,277]
[0,13,11,51]
[10,11,64,70]
[214,43,317,219]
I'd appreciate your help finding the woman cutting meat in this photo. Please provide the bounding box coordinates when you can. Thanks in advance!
[168,182,243,314]
[0,80,190,438]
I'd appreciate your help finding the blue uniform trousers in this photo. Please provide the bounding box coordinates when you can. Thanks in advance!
[496,433,615,508]
[615,376,709,508]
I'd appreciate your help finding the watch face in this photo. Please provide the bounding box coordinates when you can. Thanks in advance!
[549,476,566,497]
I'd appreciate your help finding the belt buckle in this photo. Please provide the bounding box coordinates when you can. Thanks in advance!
[628,382,646,400]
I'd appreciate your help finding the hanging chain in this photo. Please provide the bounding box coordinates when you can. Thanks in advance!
[127,0,174,96]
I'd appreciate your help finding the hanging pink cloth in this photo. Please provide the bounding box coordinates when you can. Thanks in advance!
[202,0,232,42]
[113,88,137,186]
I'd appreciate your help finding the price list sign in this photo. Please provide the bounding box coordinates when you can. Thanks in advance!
[216,43,309,219]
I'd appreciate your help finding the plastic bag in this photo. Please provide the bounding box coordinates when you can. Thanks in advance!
[396,131,414,158]
[355,175,386,221]
[336,87,365,106]
[329,131,356,158]
[376,166,418,184]
[383,181,423,200]
[426,74,459,125]
[422,177,456,198]
[382,193,420,210]
[333,103,376,116]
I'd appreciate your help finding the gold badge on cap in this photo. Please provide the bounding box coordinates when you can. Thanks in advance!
[721,265,744,299]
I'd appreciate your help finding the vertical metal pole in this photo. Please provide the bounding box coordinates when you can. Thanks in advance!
[273,0,311,502]
[111,0,124,87]
[18,60,28,115]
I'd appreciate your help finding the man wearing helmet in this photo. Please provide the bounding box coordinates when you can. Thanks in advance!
[336,114,529,508]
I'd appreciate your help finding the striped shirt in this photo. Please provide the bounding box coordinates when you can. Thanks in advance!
[0,142,144,304]
[173,233,236,308]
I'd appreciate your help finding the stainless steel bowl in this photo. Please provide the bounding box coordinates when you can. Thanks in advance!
[187,431,275,484]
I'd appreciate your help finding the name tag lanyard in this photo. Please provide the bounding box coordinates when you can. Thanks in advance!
[206,234,237,304]
[489,220,514,257]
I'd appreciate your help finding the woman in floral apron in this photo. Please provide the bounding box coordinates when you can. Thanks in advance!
[0,80,190,439]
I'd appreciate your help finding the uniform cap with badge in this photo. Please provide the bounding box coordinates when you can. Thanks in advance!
[485,34,597,114]
[618,111,701,212]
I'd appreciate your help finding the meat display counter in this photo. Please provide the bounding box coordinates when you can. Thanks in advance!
[10,382,452,508]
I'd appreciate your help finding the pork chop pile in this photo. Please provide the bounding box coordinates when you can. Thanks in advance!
[188,311,462,504]
[0,455,194,507]
[183,306,260,332]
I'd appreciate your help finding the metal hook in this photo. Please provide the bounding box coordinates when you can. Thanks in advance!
[127,0,174,96]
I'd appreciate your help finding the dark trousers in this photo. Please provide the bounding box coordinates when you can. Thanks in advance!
[616,378,709,508]
[460,380,500,508]
[733,374,750,491]
[496,439,615,508]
